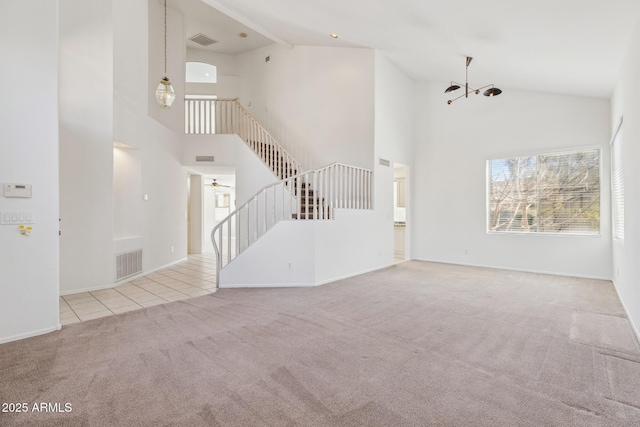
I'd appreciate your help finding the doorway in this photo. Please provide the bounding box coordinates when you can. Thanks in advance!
[393,163,408,263]
[187,169,236,255]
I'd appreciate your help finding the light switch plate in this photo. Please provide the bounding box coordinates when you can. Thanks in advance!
[0,211,34,225]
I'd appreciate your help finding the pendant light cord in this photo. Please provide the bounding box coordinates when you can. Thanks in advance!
[164,0,167,77]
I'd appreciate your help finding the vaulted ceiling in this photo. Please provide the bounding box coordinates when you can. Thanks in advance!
[175,0,640,99]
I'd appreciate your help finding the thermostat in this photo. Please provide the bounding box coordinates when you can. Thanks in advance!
[4,183,32,198]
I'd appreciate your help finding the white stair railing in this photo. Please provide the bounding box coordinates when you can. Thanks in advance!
[212,163,372,285]
[185,98,373,284]
[185,98,301,180]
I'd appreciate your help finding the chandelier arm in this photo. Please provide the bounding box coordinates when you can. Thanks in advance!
[447,92,467,105]
[475,84,494,91]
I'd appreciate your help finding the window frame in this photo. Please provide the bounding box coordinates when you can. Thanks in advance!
[610,117,624,241]
[486,146,602,236]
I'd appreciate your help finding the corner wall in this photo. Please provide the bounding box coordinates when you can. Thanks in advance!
[412,83,612,279]
[373,52,416,265]
[59,0,188,295]
[0,1,60,343]
[59,0,115,291]
[611,11,640,337]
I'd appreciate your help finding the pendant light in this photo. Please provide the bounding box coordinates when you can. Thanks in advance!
[155,0,176,109]
[445,57,502,105]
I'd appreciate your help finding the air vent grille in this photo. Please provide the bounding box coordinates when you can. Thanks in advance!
[189,33,217,46]
[115,249,142,282]
[196,155,215,162]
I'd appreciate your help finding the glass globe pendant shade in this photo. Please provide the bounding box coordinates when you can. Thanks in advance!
[155,77,175,109]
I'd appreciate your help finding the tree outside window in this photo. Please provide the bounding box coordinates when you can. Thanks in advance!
[488,148,600,234]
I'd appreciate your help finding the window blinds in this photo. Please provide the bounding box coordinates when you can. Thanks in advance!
[611,120,624,240]
[488,148,601,234]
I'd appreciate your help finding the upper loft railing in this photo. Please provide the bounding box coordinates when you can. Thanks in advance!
[185,98,301,180]
[211,162,373,285]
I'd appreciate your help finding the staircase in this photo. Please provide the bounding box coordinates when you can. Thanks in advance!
[184,98,372,285]
[292,182,324,220]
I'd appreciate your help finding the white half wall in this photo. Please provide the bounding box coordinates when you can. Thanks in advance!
[412,82,612,279]
[611,11,640,338]
[220,209,389,288]
[314,209,390,284]
[220,221,316,287]
[0,1,60,343]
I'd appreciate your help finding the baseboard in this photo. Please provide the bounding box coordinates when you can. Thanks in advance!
[220,282,315,289]
[411,258,612,281]
[59,257,189,296]
[314,263,396,286]
[0,325,60,345]
[220,263,396,289]
[611,279,640,346]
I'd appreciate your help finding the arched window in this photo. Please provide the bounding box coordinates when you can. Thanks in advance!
[186,62,217,84]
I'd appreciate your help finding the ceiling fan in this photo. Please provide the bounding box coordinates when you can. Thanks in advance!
[206,179,231,190]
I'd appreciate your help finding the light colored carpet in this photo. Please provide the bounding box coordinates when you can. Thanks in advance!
[1,261,639,426]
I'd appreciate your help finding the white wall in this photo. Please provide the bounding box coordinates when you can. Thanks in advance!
[611,12,640,338]
[0,1,60,343]
[188,175,204,253]
[147,0,185,134]
[373,52,416,265]
[238,45,375,171]
[412,82,612,279]
[113,147,142,239]
[220,221,316,287]
[314,210,385,284]
[59,0,115,292]
[187,48,241,99]
[114,0,187,278]
[183,134,279,206]
[59,0,188,294]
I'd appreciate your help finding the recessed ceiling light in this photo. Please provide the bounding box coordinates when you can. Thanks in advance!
[240,33,248,38]
[330,34,338,39]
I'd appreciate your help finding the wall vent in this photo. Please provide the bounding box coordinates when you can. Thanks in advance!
[115,249,142,282]
[379,158,390,167]
[196,155,215,162]
[189,33,217,47]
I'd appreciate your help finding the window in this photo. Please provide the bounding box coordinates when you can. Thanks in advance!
[611,119,624,240]
[488,148,600,234]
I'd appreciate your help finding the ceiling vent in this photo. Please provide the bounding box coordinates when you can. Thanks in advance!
[189,33,217,47]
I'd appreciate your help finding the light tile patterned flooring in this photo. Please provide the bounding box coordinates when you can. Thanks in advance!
[60,253,217,325]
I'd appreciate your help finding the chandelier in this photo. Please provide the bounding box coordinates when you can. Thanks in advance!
[445,57,502,105]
